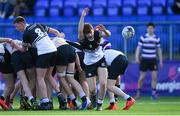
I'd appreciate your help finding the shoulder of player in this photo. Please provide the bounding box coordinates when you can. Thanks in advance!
[154,34,160,39]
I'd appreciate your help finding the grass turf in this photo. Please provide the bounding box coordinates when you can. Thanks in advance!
[0,96,180,115]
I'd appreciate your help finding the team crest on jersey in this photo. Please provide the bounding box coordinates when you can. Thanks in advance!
[88,73,92,77]
[89,44,92,48]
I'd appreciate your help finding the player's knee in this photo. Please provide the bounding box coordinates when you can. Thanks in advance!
[107,83,112,91]
[89,86,96,93]
[99,79,107,87]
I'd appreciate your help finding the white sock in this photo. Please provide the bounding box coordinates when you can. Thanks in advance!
[79,92,85,98]
[28,96,34,101]
[97,99,103,104]
[87,98,91,105]
[109,99,115,104]
[41,98,49,103]
[69,94,76,100]
[123,94,130,100]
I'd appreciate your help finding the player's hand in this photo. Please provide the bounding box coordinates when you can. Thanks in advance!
[98,24,106,31]
[82,8,89,16]
[0,54,5,63]
[58,32,65,38]
[4,38,13,43]
[10,40,15,48]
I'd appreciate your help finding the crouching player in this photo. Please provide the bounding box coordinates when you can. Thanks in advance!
[104,49,135,110]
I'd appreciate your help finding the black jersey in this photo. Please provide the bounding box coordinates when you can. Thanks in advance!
[22,23,49,47]
[80,30,101,50]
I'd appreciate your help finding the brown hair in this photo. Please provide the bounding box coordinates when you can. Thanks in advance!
[13,16,26,24]
[147,22,155,28]
[83,23,93,34]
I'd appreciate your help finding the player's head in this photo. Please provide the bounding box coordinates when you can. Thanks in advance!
[83,23,94,39]
[147,22,155,35]
[13,16,27,32]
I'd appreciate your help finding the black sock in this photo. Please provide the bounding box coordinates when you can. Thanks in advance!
[115,84,120,100]
[81,96,87,102]
[110,102,115,105]
[127,97,132,101]
[56,91,62,97]
[0,96,5,101]
[72,98,77,106]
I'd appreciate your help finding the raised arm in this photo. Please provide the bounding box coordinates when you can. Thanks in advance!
[78,8,89,41]
[11,40,27,52]
[96,24,111,37]
[0,37,13,43]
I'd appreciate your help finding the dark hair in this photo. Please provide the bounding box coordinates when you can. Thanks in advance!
[13,16,26,24]
[147,22,155,28]
[83,23,93,34]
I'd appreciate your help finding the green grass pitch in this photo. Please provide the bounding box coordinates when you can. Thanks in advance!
[0,97,180,116]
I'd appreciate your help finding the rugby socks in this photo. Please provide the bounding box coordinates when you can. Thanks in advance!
[56,92,66,101]
[109,99,115,105]
[123,94,131,101]
[79,92,87,102]
[69,94,78,107]
[97,99,103,105]
[137,88,142,96]
[115,84,120,101]
[0,96,5,101]
[40,98,50,103]
[69,94,76,101]
[28,96,34,101]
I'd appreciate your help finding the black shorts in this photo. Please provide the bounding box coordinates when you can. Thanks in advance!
[140,58,158,71]
[11,51,34,73]
[56,45,76,65]
[28,48,37,64]
[36,52,57,68]
[0,49,13,74]
[84,57,107,78]
[108,55,128,80]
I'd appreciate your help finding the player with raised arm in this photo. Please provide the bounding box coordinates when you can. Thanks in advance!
[78,8,111,111]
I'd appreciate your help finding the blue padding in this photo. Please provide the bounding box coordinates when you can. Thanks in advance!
[152,6,163,15]
[93,7,105,16]
[35,8,46,17]
[49,7,60,17]
[107,7,119,16]
[50,0,63,8]
[122,6,133,15]
[63,6,75,16]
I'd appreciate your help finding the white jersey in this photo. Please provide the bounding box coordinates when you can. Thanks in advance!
[0,40,22,54]
[84,46,104,65]
[75,47,82,53]
[51,37,66,47]
[104,49,125,66]
[0,43,5,53]
[35,36,57,55]
[4,42,13,54]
